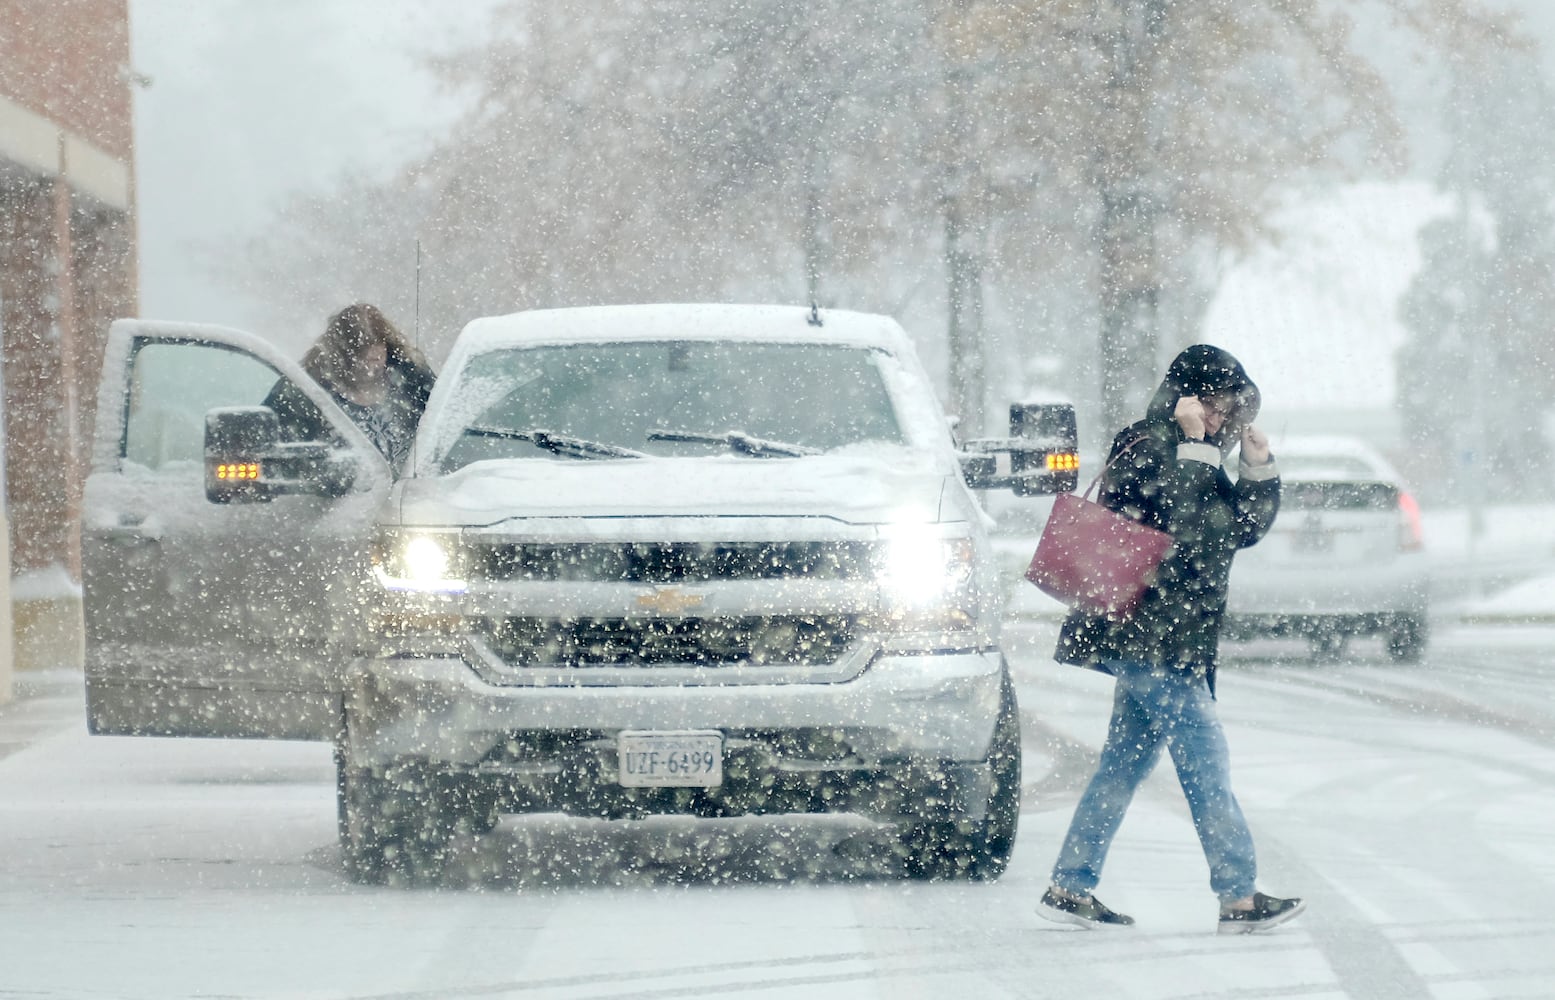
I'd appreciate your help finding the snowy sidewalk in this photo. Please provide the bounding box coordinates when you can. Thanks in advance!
[0,670,85,762]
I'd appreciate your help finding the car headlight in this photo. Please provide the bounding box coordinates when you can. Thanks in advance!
[876,533,977,627]
[372,531,469,593]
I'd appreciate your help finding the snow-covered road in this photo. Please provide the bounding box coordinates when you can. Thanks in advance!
[1,622,1552,999]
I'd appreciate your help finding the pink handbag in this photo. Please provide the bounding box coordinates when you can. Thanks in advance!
[1025,438,1172,616]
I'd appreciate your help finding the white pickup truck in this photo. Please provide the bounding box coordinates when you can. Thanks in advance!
[82,303,1076,884]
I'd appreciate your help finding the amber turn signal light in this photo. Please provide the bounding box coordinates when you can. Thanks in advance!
[215,462,261,481]
[1046,451,1080,472]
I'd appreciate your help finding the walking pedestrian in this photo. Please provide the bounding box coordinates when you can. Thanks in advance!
[1037,344,1306,934]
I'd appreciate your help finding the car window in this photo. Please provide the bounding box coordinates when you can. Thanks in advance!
[1282,481,1401,511]
[435,341,904,471]
[1273,454,1380,481]
[124,341,293,469]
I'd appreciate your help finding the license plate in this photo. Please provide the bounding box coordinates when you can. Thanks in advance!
[617,730,723,788]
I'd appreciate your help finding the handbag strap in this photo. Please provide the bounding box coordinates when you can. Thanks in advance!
[1082,434,1154,501]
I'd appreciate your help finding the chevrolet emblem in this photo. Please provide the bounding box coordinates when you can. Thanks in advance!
[635,586,707,615]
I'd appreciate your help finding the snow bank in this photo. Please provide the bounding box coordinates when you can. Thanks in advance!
[10,564,81,602]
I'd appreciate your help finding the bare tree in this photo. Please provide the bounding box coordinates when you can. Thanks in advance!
[1400,14,1555,501]
[238,0,1509,433]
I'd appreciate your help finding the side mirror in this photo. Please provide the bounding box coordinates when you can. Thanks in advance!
[1009,401,1080,496]
[958,401,1080,495]
[206,407,279,503]
[205,406,357,503]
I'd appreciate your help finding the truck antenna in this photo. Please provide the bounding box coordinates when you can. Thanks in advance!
[404,239,424,514]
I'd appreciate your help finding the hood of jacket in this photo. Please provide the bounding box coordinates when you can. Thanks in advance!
[1143,344,1261,455]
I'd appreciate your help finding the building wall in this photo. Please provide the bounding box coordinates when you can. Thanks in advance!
[0,0,136,685]
[0,0,134,159]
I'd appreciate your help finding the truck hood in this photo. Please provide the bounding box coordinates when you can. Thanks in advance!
[390,450,957,530]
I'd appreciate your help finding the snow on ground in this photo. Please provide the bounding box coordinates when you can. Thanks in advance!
[1425,505,1555,620]
[8,563,82,603]
[1463,573,1555,621]
[3,620,1554,998]
[2,494,1554,998]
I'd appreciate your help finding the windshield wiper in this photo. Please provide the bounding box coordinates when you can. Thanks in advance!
[647,428,819,458]
[466,425,646,460]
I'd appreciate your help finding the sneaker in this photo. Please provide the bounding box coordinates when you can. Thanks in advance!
[1217,892,1307,935]
[1038,887,1136,929]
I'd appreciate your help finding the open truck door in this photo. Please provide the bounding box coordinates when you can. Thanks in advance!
[83,321,392,740]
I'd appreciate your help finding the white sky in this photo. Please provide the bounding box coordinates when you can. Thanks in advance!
[128,0,498,337]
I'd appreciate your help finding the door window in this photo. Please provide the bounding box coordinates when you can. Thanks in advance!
[123,341,316,469]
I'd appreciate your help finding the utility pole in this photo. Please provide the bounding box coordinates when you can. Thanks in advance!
[803,155,823,310]
[1447,61,1487,596]
[1095,0,1166,433]
[0,338,11,706]
[941,2,985,435]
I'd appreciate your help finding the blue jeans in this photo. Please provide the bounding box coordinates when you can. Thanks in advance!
[1051,660,1257,902]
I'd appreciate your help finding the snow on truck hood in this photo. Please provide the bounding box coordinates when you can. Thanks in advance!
[389,449,959,533]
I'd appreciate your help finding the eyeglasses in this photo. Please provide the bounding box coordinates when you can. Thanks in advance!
[1202,395,1236,418]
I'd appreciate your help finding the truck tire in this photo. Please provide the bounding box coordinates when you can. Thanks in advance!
[900,678,1021,881]
[338,758,454,885]
[1387,615,1428,663]
[1309,629,1348,661]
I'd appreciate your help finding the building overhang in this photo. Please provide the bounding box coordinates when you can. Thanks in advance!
[0,92,131,211]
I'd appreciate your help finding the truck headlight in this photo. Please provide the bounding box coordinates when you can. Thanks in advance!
[373,531,469,593]
[876,533,976,627]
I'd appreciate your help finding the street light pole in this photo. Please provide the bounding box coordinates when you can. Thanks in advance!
[1447,63,1486,598]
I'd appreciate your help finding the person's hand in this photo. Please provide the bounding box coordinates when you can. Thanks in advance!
[1174,395,1208,440]
[1241,424,1271,464]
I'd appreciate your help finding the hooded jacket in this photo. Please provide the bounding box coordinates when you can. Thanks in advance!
[1054,345,1280,693]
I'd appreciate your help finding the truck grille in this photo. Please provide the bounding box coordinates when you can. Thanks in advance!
[475,542,877,583]
[479,615,859,667]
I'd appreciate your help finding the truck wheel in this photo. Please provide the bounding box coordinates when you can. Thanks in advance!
[448,778,501,836]
[1309,630,1348,661]
[1387,616,1428,663]
[339,761,392,884]
[338,759,454,885]
[900,679,1021,881]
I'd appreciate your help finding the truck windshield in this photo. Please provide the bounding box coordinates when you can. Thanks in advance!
[435,341,905,471]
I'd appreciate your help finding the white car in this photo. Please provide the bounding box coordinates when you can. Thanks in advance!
[1224,434,1429,660]
[81,304,1078,884]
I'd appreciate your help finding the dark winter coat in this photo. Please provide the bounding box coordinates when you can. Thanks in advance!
[1054,345,1281,694]
[263,354,435,471]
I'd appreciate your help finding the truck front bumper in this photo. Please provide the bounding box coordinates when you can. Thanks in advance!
[342,646,1007,822]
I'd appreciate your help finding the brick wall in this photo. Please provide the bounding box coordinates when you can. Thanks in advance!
[0,0,135,674]
[0,0,133,157]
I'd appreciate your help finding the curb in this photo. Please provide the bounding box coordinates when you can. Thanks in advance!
[1455,613,1555,626]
